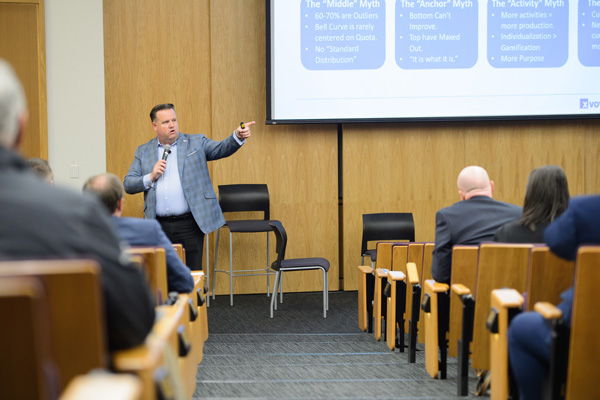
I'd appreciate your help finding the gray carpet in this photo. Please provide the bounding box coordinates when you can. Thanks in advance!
[194,291,485,399]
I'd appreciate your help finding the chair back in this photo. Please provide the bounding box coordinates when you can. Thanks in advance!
[0,276,60,400]
[218,184,270,220]
[566,246,600,399]
[471,243,532,370]
[361,213,415,257]
[0,259,107,390]
[526,246,574,311]
[269,221,287,271]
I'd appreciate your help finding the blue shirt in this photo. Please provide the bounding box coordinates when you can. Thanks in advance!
[143,132,244,217]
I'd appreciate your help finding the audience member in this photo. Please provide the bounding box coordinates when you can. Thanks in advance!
[83,172,194,293]
[0,58,155,351]
[26,157,54,184]
[431,165,522,284]
[494,165,569,243]
[508,194,600,400]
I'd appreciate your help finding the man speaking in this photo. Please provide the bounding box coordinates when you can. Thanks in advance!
[124,103,254,270]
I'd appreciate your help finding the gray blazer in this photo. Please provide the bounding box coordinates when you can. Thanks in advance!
[124,132,242,234]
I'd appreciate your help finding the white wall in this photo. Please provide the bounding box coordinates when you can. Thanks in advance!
[45,0,105,191]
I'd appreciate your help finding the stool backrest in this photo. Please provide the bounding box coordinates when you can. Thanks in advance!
[218,184,270,220]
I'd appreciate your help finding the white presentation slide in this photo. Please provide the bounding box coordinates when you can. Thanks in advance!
[268,0,600,123]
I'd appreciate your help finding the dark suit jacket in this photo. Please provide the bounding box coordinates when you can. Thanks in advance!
[431,195,522,283]
[112,216,194,293]
[544,194,600,325]
[493,220,550,244]
[123,132,242,234]
[0,147,155,351]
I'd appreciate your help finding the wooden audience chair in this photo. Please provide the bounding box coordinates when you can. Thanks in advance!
[448,245,479,358]
[113,294,193,400]
[126,247,168,305]
[405,243,425,333]
[191,271,208,363]
[172,243,186,265]
[357,241,395,334]
[384,244,411,350]
[528,246,600,399]
[0,276,60,399]
[385,262,422,362]
[405,262,422,363]
[453,243,532,396]
[486,246,575,399]
[373,242,407,340]
[418,242,435,344]
[525,246,574,311]
[385,269,406,352]
[487,288,524,400]
[421,245,478,382]
[0,259,107,392]
[422,278,450,379]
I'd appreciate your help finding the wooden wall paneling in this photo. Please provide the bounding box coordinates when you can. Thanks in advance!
[103,0,212,219]
[584,121,600,194]
[464,120,588,204]
[209,0,339,295]
[0,0,47,159]
[342,123,466,290]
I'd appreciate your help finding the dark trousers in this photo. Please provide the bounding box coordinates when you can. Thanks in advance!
[157,213,205,271]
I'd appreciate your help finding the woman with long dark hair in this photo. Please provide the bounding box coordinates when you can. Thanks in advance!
[494,165,569,243]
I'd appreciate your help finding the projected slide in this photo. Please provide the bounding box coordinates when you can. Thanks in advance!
[269,1,600,122]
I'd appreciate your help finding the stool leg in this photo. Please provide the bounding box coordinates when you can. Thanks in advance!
[212,228,220,300]
[266,232,270,297]
[270,271,281,318]
[322,269,327,318]
[205,234,210,307]
[229,231,234,306]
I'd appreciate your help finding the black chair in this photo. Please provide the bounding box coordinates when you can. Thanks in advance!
[213,184,278,306]
[269,221,330,318]
[360,213,414,333]
[361,213,415,267]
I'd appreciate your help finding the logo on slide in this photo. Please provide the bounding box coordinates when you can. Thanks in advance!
[580,98,600,109]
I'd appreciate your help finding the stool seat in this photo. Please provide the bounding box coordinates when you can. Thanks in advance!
[225,220,274,233]
[278,257,330,272]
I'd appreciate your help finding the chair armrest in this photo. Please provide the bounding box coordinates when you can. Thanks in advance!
[424,279,449,293]
[406,262,419,285]
[491,288,523,309]
[375,268,389,278]
[452,283,472,297]
[534,302,563,320]
[387,270,406,281]
[358,265,373,274]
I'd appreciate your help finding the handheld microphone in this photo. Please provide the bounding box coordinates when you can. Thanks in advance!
[162,144,171,161]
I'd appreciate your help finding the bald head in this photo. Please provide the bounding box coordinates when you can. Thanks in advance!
[457,166,494,200]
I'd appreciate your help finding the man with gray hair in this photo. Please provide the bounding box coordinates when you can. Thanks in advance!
[0,59,155,351]
[83,172,194,293]
[431,165,522,284]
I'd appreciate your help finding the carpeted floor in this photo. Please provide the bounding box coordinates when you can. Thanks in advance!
[194,291,485,399]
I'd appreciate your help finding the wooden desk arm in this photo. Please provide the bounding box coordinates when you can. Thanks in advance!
[534,302,563,320]
[452,283,472,297]
[406,262,419,285]
[491,288,524,309]
[358,265,373,274]
[387,270,406,281]
[424,279,449,293]
[375,268,389,278]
